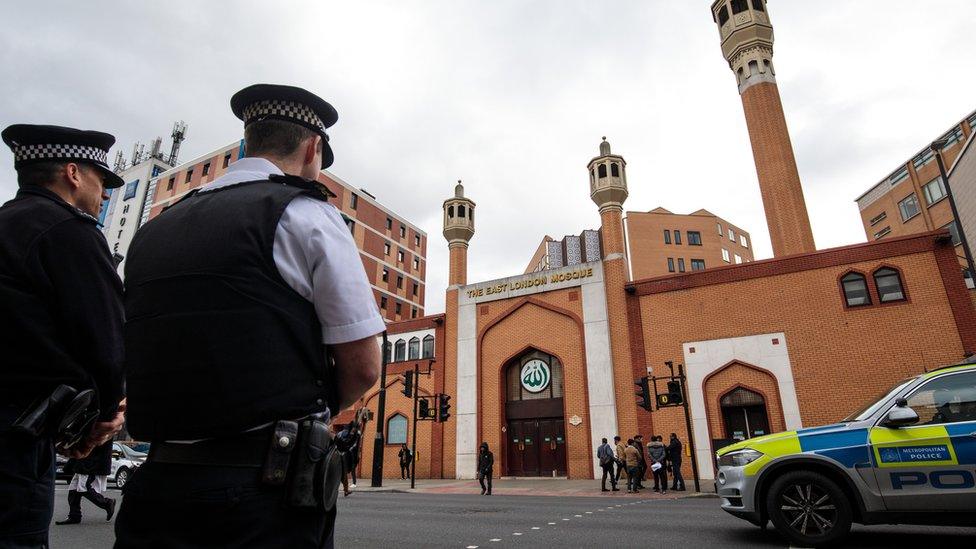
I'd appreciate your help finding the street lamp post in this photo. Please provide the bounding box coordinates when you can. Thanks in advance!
[931,138,976,282]
[370,331,389,487]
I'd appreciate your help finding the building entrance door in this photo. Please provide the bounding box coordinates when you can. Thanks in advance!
[506,419,566,476]
[720,388,771,441]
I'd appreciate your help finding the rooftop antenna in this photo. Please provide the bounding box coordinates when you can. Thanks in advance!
[130,142,141,165]
[113,150,127,173]
[149,137,162,160]
[168,121,187,166]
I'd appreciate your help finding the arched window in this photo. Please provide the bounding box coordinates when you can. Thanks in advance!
[506,350,564,401]
[752,0,764,12]
[717,5,730,26]
[387,414,408,444]
[422,335,435,358]
[458,205,466,218]
[597,164,607,178]
[763,59,773,75]
[748,60,759,78]
[736,67,745,85]
[610,163,620,177]
[874,268,905,303]
[394,339,406,362]
[731,0,748,14]
[720,387,769,440]
[448,205,454,218]
[590,168,595,182]
[841,272,870,307]
[408,337,420,360]
[383,341,393,364]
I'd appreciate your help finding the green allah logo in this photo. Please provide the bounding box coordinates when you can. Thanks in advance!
[520,360,551,393]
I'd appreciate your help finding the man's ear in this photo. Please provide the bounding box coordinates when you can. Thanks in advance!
[303,135,322,166]
[63,163,84,190]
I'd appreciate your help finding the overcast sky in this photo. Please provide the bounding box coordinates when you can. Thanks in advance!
[2,1,974,314]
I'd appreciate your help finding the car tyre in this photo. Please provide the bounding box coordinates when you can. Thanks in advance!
[115,467,130,489]
[765,470,852,547]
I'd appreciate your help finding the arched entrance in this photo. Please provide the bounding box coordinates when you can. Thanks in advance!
[504,349,566,476]
[720,387,771,441]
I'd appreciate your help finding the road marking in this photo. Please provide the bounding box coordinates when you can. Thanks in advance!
[513,533,522,536]
[547,522,556,525]
[585,511,592,514]
[531,527,540,530]
[574,514,582,517]
[466,546,478,548]
[562,518,570,521]
[489,539,501,542]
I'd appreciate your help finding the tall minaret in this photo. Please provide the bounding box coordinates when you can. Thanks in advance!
[443,180,475,286]
[588,137,629,260]
[711,0,815,257]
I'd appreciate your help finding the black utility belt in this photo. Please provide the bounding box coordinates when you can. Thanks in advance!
[11,384,99,452]
[149,419,342,512]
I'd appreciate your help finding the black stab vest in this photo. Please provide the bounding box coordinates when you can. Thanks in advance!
[123,179,334,441]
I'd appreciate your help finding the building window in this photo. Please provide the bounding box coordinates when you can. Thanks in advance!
[222,153,231,168]
[387,414,407,445]
[716,222,723,236]
[394,339,405,361]
[913,150,935,171]
[751,0,764,11]
[166,176,175,191]
[185,169,193,183]
[202,162,211,176]
[869,211,887,226]
[395,302,402,315]
[383,341,392,364]
[667,258,675,272]
[728,228,735,242]
[740,235,748,248]
[874,267,905,303]
[413,258,420,271]
[396,275,403,289]
[610,163,619,177]
[399,225,406,238]
[731,0,748,14]
[691,259,706,271]
[664,230,671,244]
[380,296,388,310]
[687,231,702,246]
[412,282,418,296]
[722,249,730,263]
[345,217,355,235]
[384,243,391,256]
[677,258,685,272]
[674,230,682,245]
[598,164,607,178]
[411,307,417,319]
[734,254,742,264]
[422,335,434,358]
[123,180,139,201]
[397,250,405,263]
[841,272,871,307]
[382,268,389,282]
[350,193,358,210]
[943,221,962,246]
[898,194,921,221]
[386,217,393,230]
[922,177,947,205]
[448,205,454,218]
[415,235,421,247]
[458,205,466,218]
[874,226,892,240]
[888,167,909,186]
[717,5,730,26]
[408,337,420,360]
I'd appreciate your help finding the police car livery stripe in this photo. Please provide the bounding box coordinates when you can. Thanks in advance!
[797,428,871,468]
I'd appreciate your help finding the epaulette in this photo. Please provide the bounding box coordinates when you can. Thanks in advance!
[269,173,338,201]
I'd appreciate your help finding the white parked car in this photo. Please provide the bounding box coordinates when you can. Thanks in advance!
[110,442,146,488]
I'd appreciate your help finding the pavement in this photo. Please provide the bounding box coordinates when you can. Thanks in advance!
[353,477,716,499]
[45,479,976,548]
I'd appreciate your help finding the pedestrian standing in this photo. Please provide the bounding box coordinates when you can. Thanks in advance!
[596,438,618,492]
[668,433,686,491]
[623,439,640,493]
[477,442,494,495]
[647,435,668,494]
[0,124,126,547]
[398,443,413,480]
[613,435,627,485]
[633,435,647,489]
[114,84,385,548]
[55,442,116,524]
[339,421,362,487]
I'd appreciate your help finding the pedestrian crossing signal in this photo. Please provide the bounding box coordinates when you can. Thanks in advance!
[438,394,451,422]
[401,372,414,398]
[635,377,652,411]
[656,380,683,408]
[419,398,430,418]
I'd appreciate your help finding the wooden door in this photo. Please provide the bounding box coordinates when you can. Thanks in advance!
[520,420,541,475]
[506,421,525,476]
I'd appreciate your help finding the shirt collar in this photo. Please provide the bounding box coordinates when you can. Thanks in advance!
[202,157,285,192]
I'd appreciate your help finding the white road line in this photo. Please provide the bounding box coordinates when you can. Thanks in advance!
[561,518,570,521]
[585,511,592,514]
[466,546,478,548]
[512,533,522,536]
[531,527,540,530]
[489,539,501,543]
[547,522,556,525]
[574,514,582,517]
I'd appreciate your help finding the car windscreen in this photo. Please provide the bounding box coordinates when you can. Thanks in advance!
[842,378,915,422]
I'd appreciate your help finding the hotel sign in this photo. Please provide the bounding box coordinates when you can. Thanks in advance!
[460,262,603,305]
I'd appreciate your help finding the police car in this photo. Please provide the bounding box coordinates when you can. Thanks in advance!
[716,362,976,546]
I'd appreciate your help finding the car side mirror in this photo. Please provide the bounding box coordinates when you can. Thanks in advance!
[883,400,919,428]
[112,451,122,459]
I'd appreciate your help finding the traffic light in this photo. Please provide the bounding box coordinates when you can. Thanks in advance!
[666,380,684,405]
[438,394,451,422]
[418,398,430,418]
[401,371,413,398]
[635,377,651,411]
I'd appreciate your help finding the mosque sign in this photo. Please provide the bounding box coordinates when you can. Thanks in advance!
[520,359,551,393]
[461,261,603,304]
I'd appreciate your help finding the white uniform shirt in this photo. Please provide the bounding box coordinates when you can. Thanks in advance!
[200,157,385,345]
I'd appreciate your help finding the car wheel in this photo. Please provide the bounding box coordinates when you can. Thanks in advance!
[765,470,852,547]
[115,467,129,489]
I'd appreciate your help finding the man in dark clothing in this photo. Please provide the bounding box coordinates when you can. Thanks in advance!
[477,442,494,495]
[0,124,126,547]
[633,435,647,489]
[596,438,618,492]
[56,442,116,524]
[398,444,413,480]
[668,433,686,491]
[647,436,668,494]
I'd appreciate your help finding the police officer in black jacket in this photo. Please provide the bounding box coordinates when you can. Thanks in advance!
[0,124,127,548]
[114,84,383,549]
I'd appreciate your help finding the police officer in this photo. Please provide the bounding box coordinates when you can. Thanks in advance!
[0,124,126,547]
[114,84,384,548]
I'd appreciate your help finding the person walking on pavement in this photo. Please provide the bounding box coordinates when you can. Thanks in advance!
[114,84,384,548]
[633,435,647,489]
[338,421,362,487]
[477,442,494,495]
[398,443,413,480]
[623,439,640,493]
[596,438,618,492]
[56,441,116,524]
[648,435,668,494]
[668,433,686,491]
[0,124,126,547]
[613,435,627,486]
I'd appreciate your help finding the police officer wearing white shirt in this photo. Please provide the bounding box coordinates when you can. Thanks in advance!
[114,84,383,548]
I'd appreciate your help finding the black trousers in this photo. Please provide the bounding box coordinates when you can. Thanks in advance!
[671,459,685,489]
[400,463,411,479]
[600,463,616,489]
[114,461,335,549]
[67,475,112,520]
[652,465,668,491]
[0,408,55,549]
[614,460,627,483]
[478,470,492,494]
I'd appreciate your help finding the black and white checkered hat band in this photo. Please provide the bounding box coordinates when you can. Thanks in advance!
[242,100,326,134]
[12,143,108,166]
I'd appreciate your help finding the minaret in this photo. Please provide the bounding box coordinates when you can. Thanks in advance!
[588,137,628,260]
[443,180,475,286]
[711,0,815,257]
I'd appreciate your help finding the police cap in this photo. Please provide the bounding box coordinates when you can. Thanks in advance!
[230,84,338,169]
[1,124,124,188]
